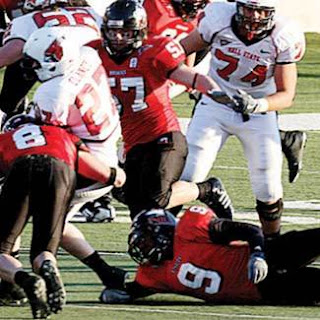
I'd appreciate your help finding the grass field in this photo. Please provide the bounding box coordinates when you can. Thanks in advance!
[1,33,320,320]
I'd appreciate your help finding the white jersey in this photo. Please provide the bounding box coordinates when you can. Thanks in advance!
[198,2,305,98]
[3,6,102,45]
[32,46,120,163]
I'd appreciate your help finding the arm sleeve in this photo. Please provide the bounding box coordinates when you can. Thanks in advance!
[153,38,186,79]
[209,218,265,253]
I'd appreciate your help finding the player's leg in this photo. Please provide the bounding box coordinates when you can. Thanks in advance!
[239,113,283,237]
[181,100,234,218]
[60,222,128,290]
[0,61,36,117]
[0,157,49,318]
[181,100,227,183]
[279,129,307,183]
[258,267,320,305]
[28,156,76,314]
[265,228,320,272]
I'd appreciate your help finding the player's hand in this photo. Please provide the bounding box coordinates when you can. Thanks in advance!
[114,167,126,188]
[232,90,261,114]
[100,288,132,304]
[206,89,236,107]
[248,251,268,284]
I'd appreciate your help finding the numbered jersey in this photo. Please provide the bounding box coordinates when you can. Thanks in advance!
[143,0,197,40]
[0,124,79,172]
[198,2,305,98]
[135,206,262,303]
[32,46,119,153]
[99,36,185,152]
[3,6,101,45]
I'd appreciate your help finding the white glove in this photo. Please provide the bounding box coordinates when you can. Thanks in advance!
[232,90,269,115]
[248,252,268,284]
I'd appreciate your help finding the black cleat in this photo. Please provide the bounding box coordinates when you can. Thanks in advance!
[201,177,234,219]
[0,280,28,306]
[102,267,129,291]
[39,260,66,314]
[20,274,50,319]
[280,130,307,183]
[77,194,116,222]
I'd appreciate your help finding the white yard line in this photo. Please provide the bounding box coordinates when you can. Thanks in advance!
[66,304,319,320]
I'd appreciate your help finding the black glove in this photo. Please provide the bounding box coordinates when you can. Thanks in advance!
[248,251,268,284]
[232,90,268,115]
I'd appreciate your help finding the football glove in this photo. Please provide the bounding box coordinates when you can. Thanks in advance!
[206,90,236,107]
[248,251,268,284]
[232,90,268,115]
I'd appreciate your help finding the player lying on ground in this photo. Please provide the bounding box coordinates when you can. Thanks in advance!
[101,205,320,306]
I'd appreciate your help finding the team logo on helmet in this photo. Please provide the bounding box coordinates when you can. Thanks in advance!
[45,39,64,62]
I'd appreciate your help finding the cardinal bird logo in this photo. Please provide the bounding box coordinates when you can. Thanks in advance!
[45,40,64,62]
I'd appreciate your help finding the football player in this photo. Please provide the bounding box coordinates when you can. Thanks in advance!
[0,0,101,119]
[99,0,235,220]
[179,0,306,238]
[0,25,127,306]
[101,206,320,306]
[0,114,125,318]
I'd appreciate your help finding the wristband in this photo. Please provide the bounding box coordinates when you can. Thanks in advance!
[107,167,117,186]
[254,98,269,113]
[191,73,199,90]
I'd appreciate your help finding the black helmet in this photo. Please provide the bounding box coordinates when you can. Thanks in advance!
[101,0,147,57]
[171,0,207,21]
[128,209,176,265]
[2,114,40,133]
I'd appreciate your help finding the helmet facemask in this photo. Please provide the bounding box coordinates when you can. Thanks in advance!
[128,209,176,265]
[101,0,147,59]
[235,1,275,41]
[171,0,207,22]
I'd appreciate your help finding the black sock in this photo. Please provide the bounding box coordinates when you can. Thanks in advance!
[10,250,20,260]
[81,251,126,289]
[196,181,211,201]
[14,271,31,287]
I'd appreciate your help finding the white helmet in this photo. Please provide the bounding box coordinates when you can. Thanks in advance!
[235,0,277,40]
[22,27,81,82]
[23,0,68,12]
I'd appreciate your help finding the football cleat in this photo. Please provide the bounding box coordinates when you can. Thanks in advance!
[201,177,234,219]
[0,280,28,306]
[20,274,50,319]
[99,288,132,304]
[280,130,307,183]
[78,194,116,223]
[39,260,66,314]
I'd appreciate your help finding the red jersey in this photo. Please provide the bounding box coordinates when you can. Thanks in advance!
[135,206,262,303]
[0,124,80,172]
[99,36,185,152]
[144,0,197,40]
[0,0,23,19]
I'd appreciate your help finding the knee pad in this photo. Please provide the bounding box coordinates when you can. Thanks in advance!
[256,199,283,221]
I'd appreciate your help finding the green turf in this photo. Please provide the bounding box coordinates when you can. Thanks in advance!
[1,33,320,319]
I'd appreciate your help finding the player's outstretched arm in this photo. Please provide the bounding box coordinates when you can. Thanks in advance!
[209,218,268,284]
[78,150,126,188]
